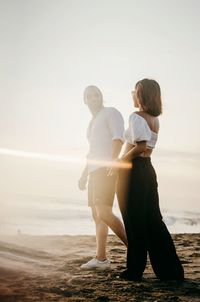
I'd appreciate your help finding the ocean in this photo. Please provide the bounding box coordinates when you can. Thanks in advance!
[0,151,199,235]
[1,194,200,235]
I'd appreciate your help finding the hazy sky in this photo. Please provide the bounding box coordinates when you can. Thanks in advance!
[0,0,200,156]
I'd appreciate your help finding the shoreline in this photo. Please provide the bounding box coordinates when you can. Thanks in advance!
[0,233,200,301]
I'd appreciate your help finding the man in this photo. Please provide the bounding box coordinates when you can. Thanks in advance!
[78,85,127,270]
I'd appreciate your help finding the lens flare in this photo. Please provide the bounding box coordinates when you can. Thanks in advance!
[0,148,132,169]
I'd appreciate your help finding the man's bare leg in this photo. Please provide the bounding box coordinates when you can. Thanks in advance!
[91,206,109,260]
[96,205,128,247]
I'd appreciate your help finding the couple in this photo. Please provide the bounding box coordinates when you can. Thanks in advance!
[78,79,184,281]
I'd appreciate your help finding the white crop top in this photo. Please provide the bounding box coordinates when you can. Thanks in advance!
[124,112,158,149]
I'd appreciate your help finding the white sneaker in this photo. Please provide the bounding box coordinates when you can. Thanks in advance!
[80,258,110,270]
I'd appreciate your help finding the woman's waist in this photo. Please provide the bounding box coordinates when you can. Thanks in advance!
[131,156,152,165]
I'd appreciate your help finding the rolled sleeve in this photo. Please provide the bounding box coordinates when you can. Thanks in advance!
[106,108,124,142]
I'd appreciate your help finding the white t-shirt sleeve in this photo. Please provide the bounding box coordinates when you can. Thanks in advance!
[106,108,125,142]
[128,113,151,144]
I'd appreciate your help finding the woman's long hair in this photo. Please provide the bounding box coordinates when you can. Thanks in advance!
[135,79,162,117]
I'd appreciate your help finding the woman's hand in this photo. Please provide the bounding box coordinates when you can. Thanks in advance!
[107,167,117,177]
[107,158,123,176]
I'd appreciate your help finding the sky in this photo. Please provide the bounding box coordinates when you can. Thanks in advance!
[0,0,200,216]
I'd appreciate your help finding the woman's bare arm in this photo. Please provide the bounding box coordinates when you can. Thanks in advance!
[121,141,147,162]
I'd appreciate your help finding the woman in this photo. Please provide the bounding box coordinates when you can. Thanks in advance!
[117,79,184,281]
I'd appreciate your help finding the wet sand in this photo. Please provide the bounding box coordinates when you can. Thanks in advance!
[0,233,200,301]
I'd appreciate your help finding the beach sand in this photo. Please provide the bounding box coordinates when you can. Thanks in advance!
[0,233,199,301]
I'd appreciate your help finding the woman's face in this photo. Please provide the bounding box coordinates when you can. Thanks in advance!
[132,87,140,108]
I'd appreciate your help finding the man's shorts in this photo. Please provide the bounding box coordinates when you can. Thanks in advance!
[88,167,116,207]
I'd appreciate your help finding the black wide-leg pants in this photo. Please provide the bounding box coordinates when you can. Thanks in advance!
[117,157,184,280]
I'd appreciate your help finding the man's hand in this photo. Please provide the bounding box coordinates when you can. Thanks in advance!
[78,164,88,190]
[78,175,87,191]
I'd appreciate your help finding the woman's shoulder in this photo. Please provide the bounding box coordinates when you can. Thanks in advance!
[129,111,149,123]
[130,111,159,133]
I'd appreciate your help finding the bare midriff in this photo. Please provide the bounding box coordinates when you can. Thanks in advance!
[139,148,153,157]
[123,143,153,159]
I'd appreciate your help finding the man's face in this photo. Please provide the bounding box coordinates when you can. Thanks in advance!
[85,90,102,114]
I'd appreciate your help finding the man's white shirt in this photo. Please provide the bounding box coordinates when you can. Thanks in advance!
[87,107,124,173]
